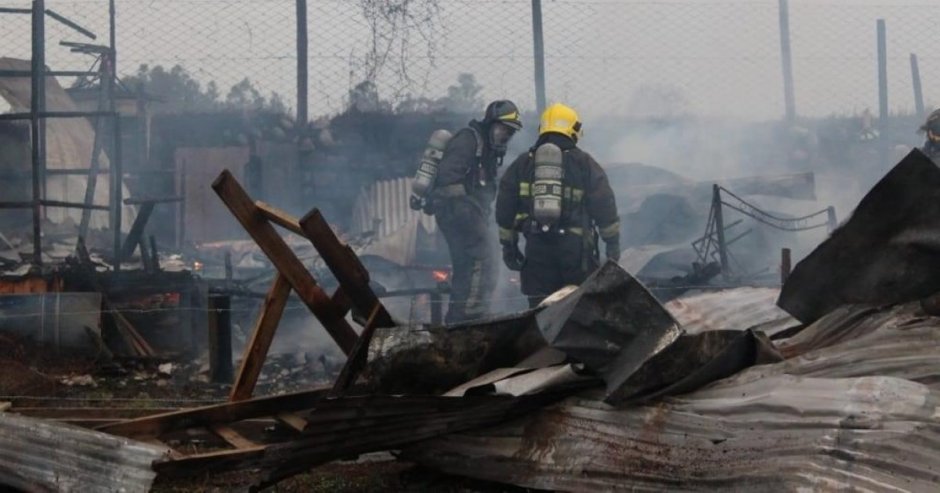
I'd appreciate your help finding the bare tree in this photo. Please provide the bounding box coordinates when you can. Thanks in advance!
[349,0,443,106]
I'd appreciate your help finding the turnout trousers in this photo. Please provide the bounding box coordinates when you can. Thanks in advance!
[435,196,497,324]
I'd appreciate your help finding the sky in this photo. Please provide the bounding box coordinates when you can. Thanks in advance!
[3,0,940,122]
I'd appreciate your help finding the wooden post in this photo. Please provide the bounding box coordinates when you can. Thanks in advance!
[911,53,925,118]
[780,248,792,285]
[212,170,358,354]
[430,290,443,326]
[208,295,234,384]
[778,0,796,121]
[229,274,291,401]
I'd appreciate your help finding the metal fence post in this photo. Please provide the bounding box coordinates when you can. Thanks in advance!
[30,0,46,266]
[712,185,729,275]
[778,0,796,122]
[296,0,308,128]
[877,20,888,130]
[531,0,546,114]
[911,53,925,118]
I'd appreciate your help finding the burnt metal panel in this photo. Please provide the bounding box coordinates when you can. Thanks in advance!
[779,149,940,323]
[0,412,167,492]
[536,261,682,404]
[406,300,940,491]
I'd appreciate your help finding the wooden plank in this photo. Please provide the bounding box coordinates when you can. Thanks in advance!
[210,424,258,449]
[95,387,330,439]
[229,273,291,402]
[255,200,304,236]
[330,303,382,396]
[152,446,266,477]
[331,287,352,317]
[120,201,155,259]
[212,170,357,355]
[299,208,394,327]
[275,413,308,433]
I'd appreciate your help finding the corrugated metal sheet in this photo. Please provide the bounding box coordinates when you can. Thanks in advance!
[665,287,797,336]
[407,300,940,491]
[351,177,436,238]
[0,412,167,492]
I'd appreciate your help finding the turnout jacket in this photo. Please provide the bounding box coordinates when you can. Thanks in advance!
[496,133,620,245]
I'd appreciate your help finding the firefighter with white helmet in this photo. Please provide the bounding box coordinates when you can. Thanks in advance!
[496,103,620,307]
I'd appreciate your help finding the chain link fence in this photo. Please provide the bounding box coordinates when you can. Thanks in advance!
[2,0,940,120]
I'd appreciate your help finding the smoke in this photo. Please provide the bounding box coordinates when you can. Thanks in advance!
[577,112,924,279]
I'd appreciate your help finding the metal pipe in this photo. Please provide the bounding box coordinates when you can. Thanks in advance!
[109,0,116,77]
[0,111,118,121]
[44,9,96,39]
[0,201,108,210]
[0,69,93,77]
[296,0,308,128]
[712,185,729,275]
[530,0,547,114]
[778,0,796,121]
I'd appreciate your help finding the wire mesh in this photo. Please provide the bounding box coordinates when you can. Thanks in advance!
[2,1,940,121]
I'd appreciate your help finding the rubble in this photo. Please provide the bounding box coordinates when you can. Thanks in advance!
[4,156,940,493]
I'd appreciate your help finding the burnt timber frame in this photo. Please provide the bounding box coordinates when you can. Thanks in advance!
[212,170,393,402]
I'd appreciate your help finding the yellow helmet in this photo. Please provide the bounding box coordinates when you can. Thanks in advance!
[539,103,583,142]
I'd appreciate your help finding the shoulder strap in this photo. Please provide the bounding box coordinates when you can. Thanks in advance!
[468,126,484,158]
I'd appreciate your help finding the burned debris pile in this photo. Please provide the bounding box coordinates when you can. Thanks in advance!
[3,152,940,492]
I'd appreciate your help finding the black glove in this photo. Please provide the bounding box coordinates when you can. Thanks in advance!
[605,238,621,263]
[502,243,525,271]
[409,194,424,211]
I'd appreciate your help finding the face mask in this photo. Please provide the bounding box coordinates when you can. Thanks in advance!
[489,122,516,156]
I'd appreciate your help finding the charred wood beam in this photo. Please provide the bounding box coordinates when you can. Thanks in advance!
[330,303,382,396]
[123,196,183,205]
[299,209,394,327]
[229,273,291,402]
[211,170,357,355]
[255,200,303,236]
[96,387,331,439]
[120,201,155,259]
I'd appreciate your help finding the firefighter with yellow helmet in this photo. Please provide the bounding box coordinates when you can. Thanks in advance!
[921,108,940,160]
[496,103,620,307]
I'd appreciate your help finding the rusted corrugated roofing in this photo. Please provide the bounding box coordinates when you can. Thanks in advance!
[407,300,940,491]
[0,412,168,492]
[665,287,797,336]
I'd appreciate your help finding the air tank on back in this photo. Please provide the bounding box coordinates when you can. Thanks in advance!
[532,142,564,227]
[412,129,453,197]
